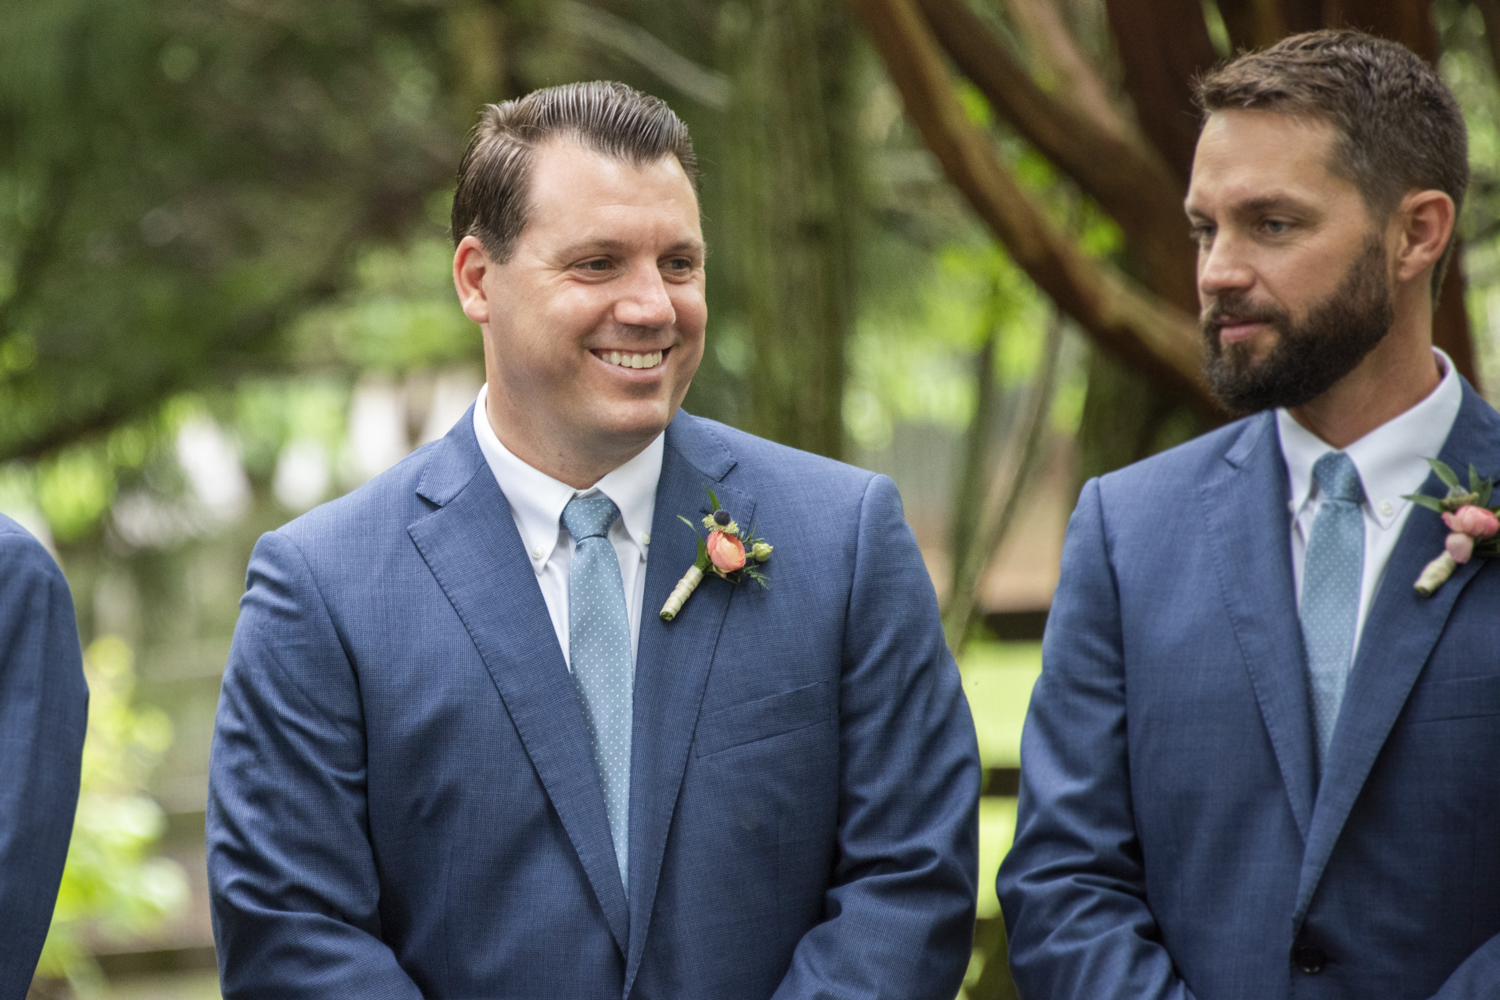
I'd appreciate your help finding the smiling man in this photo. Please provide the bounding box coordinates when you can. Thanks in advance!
[999,31,1500,1000]
[207,82,979,999]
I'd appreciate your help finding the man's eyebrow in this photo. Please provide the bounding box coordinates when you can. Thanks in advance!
[553,237,707,258]
[1233,194,1314,215]
[1184,192,1317,222]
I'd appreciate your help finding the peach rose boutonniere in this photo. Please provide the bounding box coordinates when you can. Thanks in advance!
[1407,459,1500,596]
[659,488,772,621]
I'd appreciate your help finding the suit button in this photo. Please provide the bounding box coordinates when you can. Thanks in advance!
[1293,944,1326,974]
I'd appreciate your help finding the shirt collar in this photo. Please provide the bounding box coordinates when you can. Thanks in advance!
[1278,347,1462,529]
[472,386,664,571]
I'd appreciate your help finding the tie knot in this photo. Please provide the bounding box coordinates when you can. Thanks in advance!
[562,494,620,541]
[1313,451,1364,505]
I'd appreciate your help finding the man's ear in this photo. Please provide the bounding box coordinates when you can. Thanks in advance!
[1393,189,1456,286]
[453,235,496,324]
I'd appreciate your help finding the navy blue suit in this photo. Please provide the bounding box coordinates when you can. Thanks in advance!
[208,408,979,999]
[998,383,1500,999]
[0,516,86,1000]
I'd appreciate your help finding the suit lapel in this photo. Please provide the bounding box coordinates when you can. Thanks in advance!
[1294,382,1500,922]
[622,412,748,996]
[405,410,630,952]
[1200,413,1318,839]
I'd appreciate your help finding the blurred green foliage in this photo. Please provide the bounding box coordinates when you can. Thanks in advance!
[0,0,466,462]
[36,636,188,984]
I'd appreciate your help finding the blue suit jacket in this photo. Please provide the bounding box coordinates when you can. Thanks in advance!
[0,516,86,1000]
[207,408,979,999]
[998,383,1500,999]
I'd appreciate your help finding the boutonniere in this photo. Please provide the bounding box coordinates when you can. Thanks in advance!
[1405,459,1500,596]
[659,488,772,621]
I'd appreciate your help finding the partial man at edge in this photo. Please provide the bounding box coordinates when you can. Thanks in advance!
[0,516,87,1000]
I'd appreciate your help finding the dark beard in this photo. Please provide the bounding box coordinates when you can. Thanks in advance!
[1201,235,1394,415]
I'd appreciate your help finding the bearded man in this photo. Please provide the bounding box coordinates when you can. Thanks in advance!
[999,30,1500,999]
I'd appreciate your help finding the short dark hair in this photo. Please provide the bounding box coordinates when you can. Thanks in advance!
[1195,29,1468,296]
[450,81,698,262]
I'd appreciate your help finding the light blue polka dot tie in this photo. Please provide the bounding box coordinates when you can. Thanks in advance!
[562,495,632,896]
[1299,451,1365,768]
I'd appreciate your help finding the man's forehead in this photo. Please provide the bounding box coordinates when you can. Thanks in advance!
[1187,109,1345,210]
[528,138,695,198]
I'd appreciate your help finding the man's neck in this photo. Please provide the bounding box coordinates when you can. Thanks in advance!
[1287,327,1441,449]
[485,399,650,491]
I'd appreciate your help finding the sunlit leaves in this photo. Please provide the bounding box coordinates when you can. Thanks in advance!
[36,637,188,982]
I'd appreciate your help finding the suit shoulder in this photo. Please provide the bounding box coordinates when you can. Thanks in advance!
[0,514,66,585]
[271,437,453,556]
[1095,414,1266,504]
[680,414,878,501]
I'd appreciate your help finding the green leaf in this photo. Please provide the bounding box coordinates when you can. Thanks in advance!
[1428,458,1460,489]
[697,536,708,562]
[705,487,721,512]
[1482,483,1494,508]
[1470,464,1482,494]
[1403,493,1447,513]
[678,514,700,533]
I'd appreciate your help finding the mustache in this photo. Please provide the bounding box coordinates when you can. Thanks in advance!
[1199,293,1287,331]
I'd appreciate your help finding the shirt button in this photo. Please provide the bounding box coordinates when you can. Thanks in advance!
[641,532,651,546]
[1292,944,1326,974]
[1379,501,1393,517]
[531,546,545,559]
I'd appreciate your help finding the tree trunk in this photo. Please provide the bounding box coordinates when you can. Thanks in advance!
[719,0,858,460]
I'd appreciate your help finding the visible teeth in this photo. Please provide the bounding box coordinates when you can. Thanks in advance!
[603,351,662,369]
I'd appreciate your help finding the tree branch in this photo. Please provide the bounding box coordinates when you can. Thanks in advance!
[943,309,1065,650]
[850,0,1217,413]
[914,0,1199,311]
[1216,0,1288,51]
[1104,0,1218,181]
[562,1,731,110]
[1000,0,1129,145]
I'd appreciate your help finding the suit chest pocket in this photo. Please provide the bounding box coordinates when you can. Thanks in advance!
[693,680,832,757]
[1405,674,1500,723]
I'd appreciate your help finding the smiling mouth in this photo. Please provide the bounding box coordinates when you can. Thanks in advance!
[594,348,666,370]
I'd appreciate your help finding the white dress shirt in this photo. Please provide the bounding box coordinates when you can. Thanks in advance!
[473,386,662,667]
[1278,348,1462,656]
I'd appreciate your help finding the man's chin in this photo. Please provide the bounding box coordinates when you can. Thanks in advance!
[589,399,681,449]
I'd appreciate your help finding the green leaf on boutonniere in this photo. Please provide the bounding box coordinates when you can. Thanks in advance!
[706,488,721,512]
[1429,458,1460,489]
[1404,493,1447,513]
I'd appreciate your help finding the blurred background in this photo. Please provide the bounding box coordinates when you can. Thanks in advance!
[5,0,1500,997]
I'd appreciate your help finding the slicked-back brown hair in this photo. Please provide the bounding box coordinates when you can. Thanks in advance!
[1195,29,1468,297]
[451,81,698,262]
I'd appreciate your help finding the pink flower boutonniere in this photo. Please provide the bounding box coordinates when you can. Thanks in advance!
[659,488,772,621]
[1406,459,1500,596]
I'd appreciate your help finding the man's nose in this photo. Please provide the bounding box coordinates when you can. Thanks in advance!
[1197,233,1254,301]
[614,264,676,328]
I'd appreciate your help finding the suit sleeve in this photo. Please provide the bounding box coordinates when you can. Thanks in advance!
[207,530,424,1000]
[996,479,1197,1000]
[771,473,981,1000]
[0,525,86,1000]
